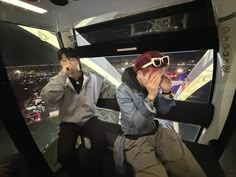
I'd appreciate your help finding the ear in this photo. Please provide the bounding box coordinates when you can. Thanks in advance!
[136,70,143,79]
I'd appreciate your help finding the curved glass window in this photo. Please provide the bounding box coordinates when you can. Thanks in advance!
[90,49,214,141]
[0,21,60,171]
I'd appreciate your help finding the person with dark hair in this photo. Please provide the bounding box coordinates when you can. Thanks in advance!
[41,47,120,177]
[114,51,206,177]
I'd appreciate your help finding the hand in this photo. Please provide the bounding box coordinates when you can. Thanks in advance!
[143,71,162,101]
[160,75,172,92]
[62,62,73,74]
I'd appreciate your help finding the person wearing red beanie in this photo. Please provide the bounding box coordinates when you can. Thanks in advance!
[114,51,206,177]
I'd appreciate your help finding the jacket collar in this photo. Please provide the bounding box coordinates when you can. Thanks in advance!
[66,71,90,93]
[122,67,148,96]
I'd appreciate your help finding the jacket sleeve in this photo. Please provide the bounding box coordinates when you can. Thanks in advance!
[154,94,176,115]
[116,85,154,130]
[97,78,120,111]
[40,71,67,106]
[99,78,117,99]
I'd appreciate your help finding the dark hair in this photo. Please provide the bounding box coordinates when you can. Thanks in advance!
[57,47,79,61]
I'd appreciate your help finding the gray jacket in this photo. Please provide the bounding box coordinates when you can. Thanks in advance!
[40,71,115,125]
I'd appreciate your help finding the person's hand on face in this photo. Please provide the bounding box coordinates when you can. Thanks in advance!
[68,58,78,72]
[61,57,78,74]
[160,75,172,92]
[141,68,164,101]
[62,60,74,74]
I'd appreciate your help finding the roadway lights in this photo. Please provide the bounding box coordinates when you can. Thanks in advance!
[177,68,184,73]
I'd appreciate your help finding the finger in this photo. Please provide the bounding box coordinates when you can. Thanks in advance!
[66,63,73,72]
[150,73,162,85]
[68,63,74,70]
[153,77,162,86]
[66,66,71,72]
[148,71,160,82]
[148,76,161,88]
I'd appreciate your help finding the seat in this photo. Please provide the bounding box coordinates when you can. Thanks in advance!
[77,139,225,177]
[56,91,235,177]
[184,141,225,177]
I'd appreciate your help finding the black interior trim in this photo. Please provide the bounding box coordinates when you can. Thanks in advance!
[72,28,77,48]
[96,98,120,112]
[56,32,64,48]
[74,0,218,57]
[75,28,218,58]
[156,100,214,127]
[76,0,210,34]
[208,50,218,103]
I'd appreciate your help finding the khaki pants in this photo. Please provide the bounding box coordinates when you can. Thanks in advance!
[114,126,207,177]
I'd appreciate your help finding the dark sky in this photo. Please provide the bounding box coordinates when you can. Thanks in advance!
[0,21,58,66]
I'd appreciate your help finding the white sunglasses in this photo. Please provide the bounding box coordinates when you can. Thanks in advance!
[141,56,170,68]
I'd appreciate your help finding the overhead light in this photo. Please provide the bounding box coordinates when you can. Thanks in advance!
[0,0,47,14]
[18,25,60,49]
[117,47,137,52]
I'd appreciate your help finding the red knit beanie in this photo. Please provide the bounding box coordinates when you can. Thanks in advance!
[133,51,163,72]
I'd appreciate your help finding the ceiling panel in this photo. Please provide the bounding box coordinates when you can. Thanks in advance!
[0,0,193,31]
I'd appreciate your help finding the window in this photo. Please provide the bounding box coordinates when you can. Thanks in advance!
[0,21,60,171]
[105,49,214,103]
[79,57,121,123]
[88,49,214,141]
